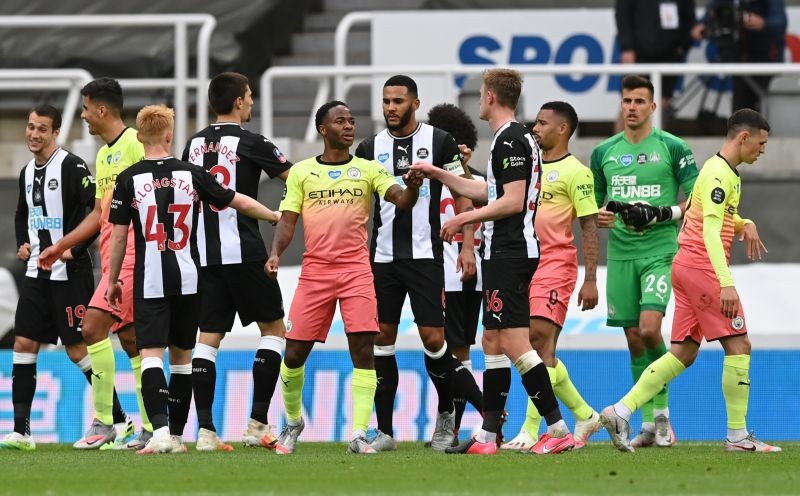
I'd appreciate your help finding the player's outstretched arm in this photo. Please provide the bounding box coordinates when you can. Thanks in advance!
[38,201,101,270]
[229,192,281,224]
[384,172,421,210]
[455,194,477,281]
[106,223,129,311]
[266,211,299,279]
[441,179,526,243]
[577,213,599,310]
[410,162,488,203]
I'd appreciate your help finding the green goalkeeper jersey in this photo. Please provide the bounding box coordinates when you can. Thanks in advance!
[590,128,699,261]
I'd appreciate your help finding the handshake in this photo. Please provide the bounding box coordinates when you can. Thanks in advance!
[606,201,679,229]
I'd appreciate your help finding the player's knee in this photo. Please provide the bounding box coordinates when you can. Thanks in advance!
[420,331,444,352]
[13,336,38,354]
[64,344,86,364]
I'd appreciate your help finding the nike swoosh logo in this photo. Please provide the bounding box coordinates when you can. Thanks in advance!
[541,445,554,454]
[737,381,750,386]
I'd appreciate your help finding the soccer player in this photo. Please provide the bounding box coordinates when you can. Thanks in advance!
[426,103,484,442]
[38,78,152,449]
[412,69,575,455]
[501,101,602,451]
[0,105,129,450]
[354,75,465,451]
[601,108,780,453]
[266,101,422,454]
[107,104,281,454]
[590,75,699,448]
[181,72,291,451]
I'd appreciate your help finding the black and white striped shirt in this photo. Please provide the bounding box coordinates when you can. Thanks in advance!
[484,121,541,260]
[441,168,484,292]
[355,123,461,263]
[109,157,235,299]
[181,123,291,266]
[15,147,95,281]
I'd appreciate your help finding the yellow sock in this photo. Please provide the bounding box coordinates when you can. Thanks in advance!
[553,360,593,421]
[130,355,153,432]
[351,369,377,434]
[622,352,685,412]
[722,354,751,430]
[280,362,305,423]
[87,338,115,425]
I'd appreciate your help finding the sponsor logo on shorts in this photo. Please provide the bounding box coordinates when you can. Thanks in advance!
[286,319,292,333]
[607,304,616,317]
[731,316,745,330]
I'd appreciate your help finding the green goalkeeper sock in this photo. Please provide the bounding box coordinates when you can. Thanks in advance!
[521,365,558,437]
[351,368,377,435]
[130,355,153,432]
[553,359,594,421]
[87,338,115,425]
[647,341,669,411]
[280,362,305,423]
[630,354,653,422]
[722,354,751,430]
[622,352,685,413]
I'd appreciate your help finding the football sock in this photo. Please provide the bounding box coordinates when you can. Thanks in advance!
[168,364,192,436]
[80,370,126,425]
[11,353,36,436]
[647,341,670,412]
[481,354,510,435]
[630,353,653,423]
[280,362,305,424]
[423,343,454,414]
[722,354,751,431]
[251,336,284,425]
[621,352,685,413]
[553,359,594,421]
[87,338,116,425]
[130,355,153,432]
[140,357,169,431]
[351,368,377,434]
[374,346,398,437]
[192,343,218,432]
[727,428,748,443]
[516,351,562,425]
[452,358,482,431]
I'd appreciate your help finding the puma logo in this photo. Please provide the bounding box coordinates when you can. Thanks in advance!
[529,392,540,400]
[397,145,409,153]
[34,176,42,183]
[503,141,513,148]
[281,377,290,387]
[309,171,319,178]
[492,313,502,322]
[608,156,619,164]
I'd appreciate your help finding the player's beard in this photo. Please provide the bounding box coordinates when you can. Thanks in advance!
[385,107,413,133]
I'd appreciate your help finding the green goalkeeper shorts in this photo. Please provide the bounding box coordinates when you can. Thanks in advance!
[606,254,674,328]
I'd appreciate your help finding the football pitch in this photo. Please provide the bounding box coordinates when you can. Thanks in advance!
[1,442,796,495]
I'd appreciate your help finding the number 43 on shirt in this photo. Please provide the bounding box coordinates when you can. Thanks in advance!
[144,203,191,251]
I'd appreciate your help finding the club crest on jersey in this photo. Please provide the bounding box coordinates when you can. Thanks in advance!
[273,147,287,164]
[649,152,661,163]
[731,316,745,330]
[620,154,633,166]
[114,151,122,164]
[637,153,647,164]
[546,170,559,182]
[106,154,113,164]
[328,170,342,180]
[347,167,361,179]
[48,178,59,190]
[34,191,42,202]
[26,184,32,193]
[417,147,429,159]
[377,152,390,163]
[396,156,410,170]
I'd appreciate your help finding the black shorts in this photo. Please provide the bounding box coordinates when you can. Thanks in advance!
[372,259,444,327]
[199,261,285,332]
[14,271,94,346]
[444,290,482,348]
[482,258,538,331]
[134,294,199,350]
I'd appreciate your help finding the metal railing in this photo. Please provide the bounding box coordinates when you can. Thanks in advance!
[0,14,217,149]
[0,69,94,146]
[260,62,800,142]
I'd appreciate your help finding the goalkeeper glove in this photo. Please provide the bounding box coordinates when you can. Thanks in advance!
[623,204,682,228]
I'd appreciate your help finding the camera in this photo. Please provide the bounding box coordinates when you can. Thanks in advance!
[703,0,757,62]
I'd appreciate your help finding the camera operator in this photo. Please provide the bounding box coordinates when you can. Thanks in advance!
[692,0,787,112]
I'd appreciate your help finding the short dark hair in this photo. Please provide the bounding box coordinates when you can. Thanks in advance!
[621,75,654,100]
[315,100,348,134]
[726,108,770,138]
[427,103,478,150]
[80,77,123,114]
[384,75,418,97]
[29,104,62,130]
[208,72,250,116]
[540,101,579,138]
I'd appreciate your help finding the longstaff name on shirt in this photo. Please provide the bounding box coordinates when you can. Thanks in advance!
[119,176,201,210]
[187,141,241,164]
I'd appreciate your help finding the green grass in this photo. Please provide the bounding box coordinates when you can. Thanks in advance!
[1,442,796,495]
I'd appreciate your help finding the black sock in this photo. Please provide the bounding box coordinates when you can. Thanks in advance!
[424,345,454,413]
[168,372,192,436]
[141,367,169,431]
[374,355,398,437]
[12,363,36,436]
[83,370,126,424]
[451,357,483,429]
[480,366,510,433]
[192,358,216,432]
[520,363,562,425]
[250,349,281,424]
